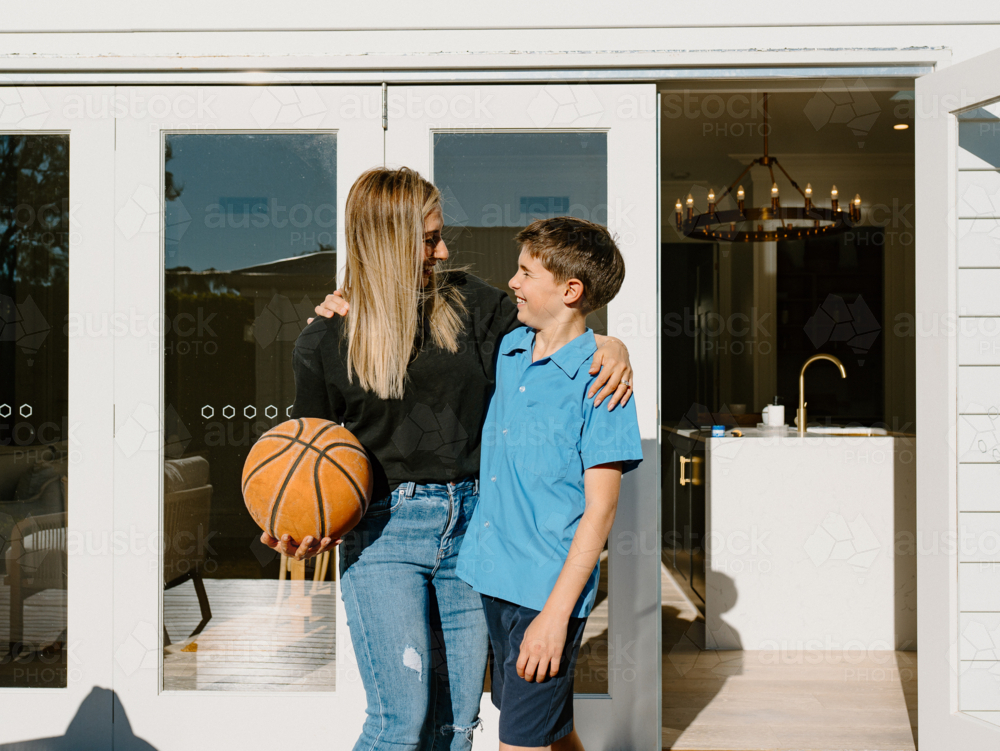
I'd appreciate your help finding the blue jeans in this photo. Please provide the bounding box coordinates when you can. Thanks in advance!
[339,477,488,751]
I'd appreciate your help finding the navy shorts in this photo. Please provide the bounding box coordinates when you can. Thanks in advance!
[481,594,589,747]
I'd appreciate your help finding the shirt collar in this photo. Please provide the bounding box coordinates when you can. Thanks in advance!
[501,327,597,379]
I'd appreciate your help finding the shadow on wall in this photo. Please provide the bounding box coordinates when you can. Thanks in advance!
[0,686,156,751]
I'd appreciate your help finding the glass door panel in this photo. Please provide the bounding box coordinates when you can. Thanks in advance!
[1,133,71,686]
[161,132,338,691]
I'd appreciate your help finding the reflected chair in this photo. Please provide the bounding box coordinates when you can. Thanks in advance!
[4,507,68,654]
[162,457,214,647]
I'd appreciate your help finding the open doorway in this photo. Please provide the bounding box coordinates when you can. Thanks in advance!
[658,82,918,750]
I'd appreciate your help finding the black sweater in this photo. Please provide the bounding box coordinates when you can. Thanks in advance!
[289,272,521,501]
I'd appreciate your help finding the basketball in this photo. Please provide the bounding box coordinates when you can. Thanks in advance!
[242,418,373,544]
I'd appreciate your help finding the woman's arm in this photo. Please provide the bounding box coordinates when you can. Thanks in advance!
[309,285,633,408]
[589,335,633,410]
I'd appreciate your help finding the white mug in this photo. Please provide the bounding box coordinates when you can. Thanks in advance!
[762,404,785,426]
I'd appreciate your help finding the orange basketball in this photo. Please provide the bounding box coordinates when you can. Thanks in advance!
[242,418,373,544]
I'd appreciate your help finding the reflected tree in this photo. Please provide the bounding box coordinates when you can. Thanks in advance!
[0,135,69,422]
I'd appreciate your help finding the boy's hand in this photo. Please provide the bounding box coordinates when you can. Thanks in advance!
[259,530,341,560]
[307,290,350,324]
[517,610,568,683]
[588,336,633,410]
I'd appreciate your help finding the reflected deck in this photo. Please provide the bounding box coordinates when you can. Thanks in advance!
[164,578,336,692]
[161,563,612,695]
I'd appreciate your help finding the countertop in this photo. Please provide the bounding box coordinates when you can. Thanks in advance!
[661,424,916,441]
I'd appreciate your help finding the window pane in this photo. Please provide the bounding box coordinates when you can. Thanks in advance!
[0,135,70,688]
[162,133,337,691]
[434,132,610,336]
[434,132,611,693]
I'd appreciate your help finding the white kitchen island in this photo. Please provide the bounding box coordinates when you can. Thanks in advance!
[702,426,916,652]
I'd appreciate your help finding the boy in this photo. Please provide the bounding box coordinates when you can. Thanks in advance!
[457,217,643,750]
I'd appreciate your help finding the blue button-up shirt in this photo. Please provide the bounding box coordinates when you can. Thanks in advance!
[457,326,643,618]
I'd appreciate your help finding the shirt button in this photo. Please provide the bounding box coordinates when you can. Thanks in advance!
[484,521,490,527]
[519,386,525,392]
[491,476,496,482]
[502,429,507,435]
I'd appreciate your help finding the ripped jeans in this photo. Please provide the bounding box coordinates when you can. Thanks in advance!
[339,477,488,751]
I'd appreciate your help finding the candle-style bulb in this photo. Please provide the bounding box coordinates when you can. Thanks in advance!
[737,186,745,199]
[771,182,779,197]
[831,185,838,199]
[853,193,861,206]
[708,189,715,202]
[686,194,694,207]
[805,183,813,197]
[676,198,682,211]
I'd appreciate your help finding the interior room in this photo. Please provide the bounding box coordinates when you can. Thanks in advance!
[657,81,919,749]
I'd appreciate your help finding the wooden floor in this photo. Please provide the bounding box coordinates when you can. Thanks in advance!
[660,564,919,751]
[163,577,337,691]
[0,584,68,688]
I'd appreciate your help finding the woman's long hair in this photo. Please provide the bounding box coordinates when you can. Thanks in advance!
[342,167,466,399]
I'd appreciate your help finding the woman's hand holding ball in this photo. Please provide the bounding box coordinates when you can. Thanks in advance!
[260,530,341,561]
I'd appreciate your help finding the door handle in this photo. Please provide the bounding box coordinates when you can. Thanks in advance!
[680,454,703,486]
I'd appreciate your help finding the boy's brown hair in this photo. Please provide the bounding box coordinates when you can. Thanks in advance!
[514,216,625,313]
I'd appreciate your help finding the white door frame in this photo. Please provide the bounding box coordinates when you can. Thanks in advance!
[915,47,1000,750]
[385,82,661,749]
[0,87,116,744]
[112,85,384,750]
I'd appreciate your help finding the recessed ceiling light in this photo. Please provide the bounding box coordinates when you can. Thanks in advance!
[893,123,909,130]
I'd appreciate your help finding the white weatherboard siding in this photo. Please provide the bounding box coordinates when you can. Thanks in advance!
[957,101,1000,723]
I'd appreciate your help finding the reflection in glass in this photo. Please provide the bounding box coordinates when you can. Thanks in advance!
[162,134,337,691]
[433,132,611,693]
[0,135,70,688]
[958,105,1000,169]
[434,132,610,335]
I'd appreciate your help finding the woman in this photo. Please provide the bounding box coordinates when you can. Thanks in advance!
[262,167,632,751]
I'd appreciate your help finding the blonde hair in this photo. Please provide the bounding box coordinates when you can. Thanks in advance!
[342,167,466,399]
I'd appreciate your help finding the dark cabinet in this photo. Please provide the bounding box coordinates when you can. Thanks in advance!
[662,429,707,609]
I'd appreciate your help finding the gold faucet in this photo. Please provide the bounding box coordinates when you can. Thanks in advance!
[797,354,847,434]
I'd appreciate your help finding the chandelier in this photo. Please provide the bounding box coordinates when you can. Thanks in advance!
[674,93,861,243]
